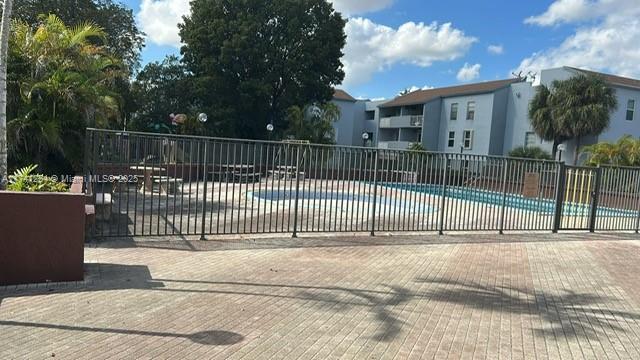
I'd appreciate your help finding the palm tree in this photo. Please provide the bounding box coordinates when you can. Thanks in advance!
[529,73,617,164]
[8,15,123,172]
[285,103,340,144]
[582,135,640,167]
[529,84,566,159]
[0,0,14,189]
[551,74,617,164]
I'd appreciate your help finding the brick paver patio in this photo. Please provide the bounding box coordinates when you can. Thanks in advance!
[2,233,640,359]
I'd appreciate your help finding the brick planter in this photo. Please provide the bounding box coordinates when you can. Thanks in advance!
[0,190,86,285]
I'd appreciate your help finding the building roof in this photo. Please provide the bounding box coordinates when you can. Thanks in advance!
[380,78,522,108]
[333,89,357,102]
[567,67,640,90]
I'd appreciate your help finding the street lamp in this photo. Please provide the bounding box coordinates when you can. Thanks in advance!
[361,132,370,147]
[198,113,208,123]
[266,123,274,141]
[557,143,566,162]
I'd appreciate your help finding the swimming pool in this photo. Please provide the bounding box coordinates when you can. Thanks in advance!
[249,189,435,212]
[383,183,636,217]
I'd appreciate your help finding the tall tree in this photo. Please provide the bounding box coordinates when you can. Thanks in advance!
[529,84,565,158]
[13,0,144,71]
[551,74,617,164]
[0,0,14,190]
[130,56,195,133]
[529,74,617,163]
[179,0,346,139]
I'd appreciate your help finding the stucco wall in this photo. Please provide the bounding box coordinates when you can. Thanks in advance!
[438,93,495,154]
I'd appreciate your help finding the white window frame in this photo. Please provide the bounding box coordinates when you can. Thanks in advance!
[447,131,455,148]
[627,99,635,121]
[450,103,458,120]
[524,131,537,148]
[463,130,474,150]
[466,101,476,120]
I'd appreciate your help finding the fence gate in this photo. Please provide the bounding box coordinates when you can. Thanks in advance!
[556,165,600,231]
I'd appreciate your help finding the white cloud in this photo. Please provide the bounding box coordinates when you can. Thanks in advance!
[343,18,476,87]
[487,44,504,55]
[517,0,640,78]
[456,63,481,82]
[330,0,394,16]
[138,0,396,48]
[138,0,190,47]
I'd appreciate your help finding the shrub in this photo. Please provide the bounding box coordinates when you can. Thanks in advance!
[508,146,553,160]
[408,143,426,152]
[7,165,68,192]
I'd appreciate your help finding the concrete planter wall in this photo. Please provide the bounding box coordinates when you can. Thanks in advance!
[0,190,86,285]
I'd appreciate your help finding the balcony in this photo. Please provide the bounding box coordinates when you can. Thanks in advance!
[379,115,423,128]
[378,141,413,150]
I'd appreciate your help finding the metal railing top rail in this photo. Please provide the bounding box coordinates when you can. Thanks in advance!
[86,128,562,164]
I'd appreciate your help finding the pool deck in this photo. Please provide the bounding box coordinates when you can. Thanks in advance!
[3,233,640,359]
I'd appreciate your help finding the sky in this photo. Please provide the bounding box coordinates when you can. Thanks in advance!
[122,0,640,100]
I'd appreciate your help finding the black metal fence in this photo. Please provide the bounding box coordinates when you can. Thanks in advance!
[84,129,640,238]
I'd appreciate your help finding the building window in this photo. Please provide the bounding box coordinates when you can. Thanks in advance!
[466,101,476,120]
[450,103,458,120]
[463,130,473,150]
[365,110,375,120]
[416,132,422,143]
[447,131,455,148]
[525,132,537,147]
[627,99,635,121]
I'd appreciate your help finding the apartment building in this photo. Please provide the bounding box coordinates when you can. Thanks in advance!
[332,67,640,164]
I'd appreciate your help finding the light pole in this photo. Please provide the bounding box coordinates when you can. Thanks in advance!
[266,123,274,141]
[361,132,370,147]
[557,143,566,162]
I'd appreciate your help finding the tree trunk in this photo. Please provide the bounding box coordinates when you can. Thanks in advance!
[0,0,13,190]
[574,137,581,165]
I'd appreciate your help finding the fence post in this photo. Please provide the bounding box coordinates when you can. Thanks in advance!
[588,165,602,233]
[200,140,208,240]
[438,155,449,235]
[292,143,302,238]
[499,158,509,234]
[552,162,566,233]
[370,149,379,236]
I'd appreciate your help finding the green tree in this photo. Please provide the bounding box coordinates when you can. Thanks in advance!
[13,0,144,71]
[529,84,564,158]
[7,15,124,173]
[130,56,195,133]
[581,135,640,167]
[179,0,346,139]
[552,74,617,164]
[529,74,617,164]
[508,146,552,160]
[285,103,339,144]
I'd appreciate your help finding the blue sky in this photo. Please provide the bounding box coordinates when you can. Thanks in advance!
[124,0,640,100]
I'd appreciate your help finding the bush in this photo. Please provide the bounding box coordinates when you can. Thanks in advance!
[508,146,553,160]
[408,143,426,152]
[7,165,68,192]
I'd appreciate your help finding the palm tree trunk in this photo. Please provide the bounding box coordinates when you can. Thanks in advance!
[0,0,13,190]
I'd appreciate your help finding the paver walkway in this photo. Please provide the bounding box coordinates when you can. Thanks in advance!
[2,233,640,359]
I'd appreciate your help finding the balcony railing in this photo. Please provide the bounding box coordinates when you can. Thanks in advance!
[377,141,413,150]
[379,115,423,128]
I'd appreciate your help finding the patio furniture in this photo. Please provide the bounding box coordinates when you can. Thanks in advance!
[152,176,184,194]
[129,165,166,191]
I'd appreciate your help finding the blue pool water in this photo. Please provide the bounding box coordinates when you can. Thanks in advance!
[383,183,636,217]
[249,190,434,212]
